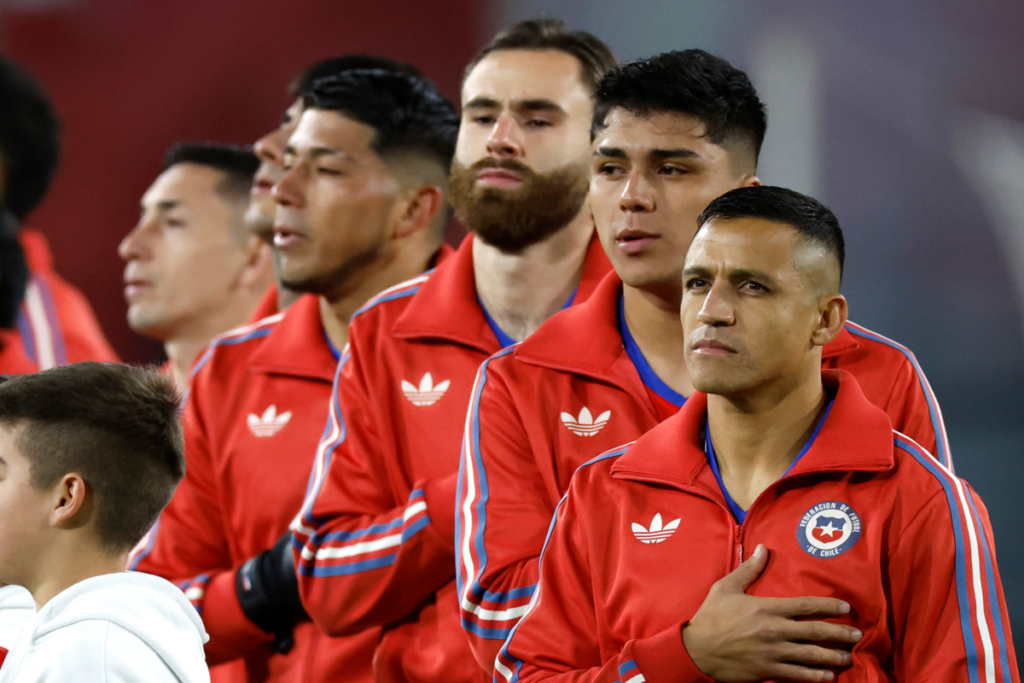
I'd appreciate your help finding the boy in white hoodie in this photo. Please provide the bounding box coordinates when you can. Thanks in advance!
[0,362,210,682]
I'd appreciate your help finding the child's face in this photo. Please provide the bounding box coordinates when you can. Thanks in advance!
[0,427,54,587]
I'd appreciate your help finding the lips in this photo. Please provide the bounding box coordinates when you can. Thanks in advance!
[691,338,737,355]
[615,228,660,255]
[272,226,308,250]
[476,168,523,188]
[123,277,153,301]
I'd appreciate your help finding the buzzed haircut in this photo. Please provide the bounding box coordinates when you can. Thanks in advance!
[303,69,458,169]
[697,185,845,283]
[0,207,28,330]
[288,54,423,100]
[162,142,259,201]
[593,50,768,164]
[0,57,61,221]
[465,18,617,91]
[0,363,185,554]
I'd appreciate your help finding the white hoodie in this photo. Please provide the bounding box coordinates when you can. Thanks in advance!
[0,586,34,652]
[0,572,210,682]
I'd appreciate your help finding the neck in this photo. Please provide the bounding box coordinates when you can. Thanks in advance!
[473,208,593,342]
[28,542,128,609]
[164,335,215,392]
[707,371,827,510]
[621,282,692,398]
[320,239,440,351]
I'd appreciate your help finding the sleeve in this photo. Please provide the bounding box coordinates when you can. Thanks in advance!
[291,339,457,637]
[457,353,561,671]
[499,482,711,683]
[889,481,1018,683]
[129,371,272,664]
[883,351,952,471]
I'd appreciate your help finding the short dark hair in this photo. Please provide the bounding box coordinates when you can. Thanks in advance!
[465,18,617,92]
[0,57,61,221]
[162,142,259,200]
[697,186,845,283]
[303,69,458,169]
[288,54,423,100]
[0,363,185,554]
[593,50,767,164]
[0,207,28,330]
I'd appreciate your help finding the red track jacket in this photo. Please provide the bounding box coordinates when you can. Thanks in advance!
[457,273,953,669]
[499,371,1016,683]
[291,234,611,683]
[17,229,119,367]
[0,329,37,375]
[130,294,378,683]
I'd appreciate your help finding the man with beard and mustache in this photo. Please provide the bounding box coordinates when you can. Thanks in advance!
[457,50,953,681]
[130,69,458,683]
[244,55,424,319]
[290,18,615,683]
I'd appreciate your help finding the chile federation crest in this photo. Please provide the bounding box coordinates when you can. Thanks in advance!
[797,501,862,558]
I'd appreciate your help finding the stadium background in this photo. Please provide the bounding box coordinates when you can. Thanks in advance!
[1,0,1021,655]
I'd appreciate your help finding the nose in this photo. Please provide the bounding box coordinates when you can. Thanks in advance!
[118,220,151,262]
[696,279,735,326]
[485,115,525,159]
[272,164,304,209]
[254,127,287,166]
[619,170,655,213]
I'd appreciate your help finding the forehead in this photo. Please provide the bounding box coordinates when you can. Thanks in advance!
[288,108,377,157]
[687,217,804,273]
[142,164,223,206]
[596,109,730,162]
[462,49,591,109]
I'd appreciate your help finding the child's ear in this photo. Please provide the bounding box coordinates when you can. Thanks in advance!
[50,473,92,530]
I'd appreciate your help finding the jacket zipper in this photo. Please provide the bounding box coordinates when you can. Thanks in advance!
[733,524,744,568]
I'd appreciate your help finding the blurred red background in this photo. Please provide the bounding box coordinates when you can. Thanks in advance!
[1,0,480,363]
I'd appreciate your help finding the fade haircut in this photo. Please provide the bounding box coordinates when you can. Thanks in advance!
[0,363,185,554]
[162,142,259,202]
[593,50,768,165]
[303,69,458,170]
[697,186,845,284]
[288,54,422,100]
[465,18,616,92]
[0,57,61,221]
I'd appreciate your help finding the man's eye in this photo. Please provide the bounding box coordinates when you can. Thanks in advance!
[525,119,551,128]
[685,278,709,289]
[744,281,767,292]
[472,115,495,125]
[166,218,186,228]
[658,166,687,176]
[318,168,342,177]
[597,164,624,176]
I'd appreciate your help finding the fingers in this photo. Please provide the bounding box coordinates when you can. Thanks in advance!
[766,662,839,682]
[763,595,852,619]
[779,642,853,668]
[772,618,862,645]
[720,543,768,592]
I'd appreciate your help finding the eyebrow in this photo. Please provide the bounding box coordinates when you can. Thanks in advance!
[463,97,565,115]
[144,199,181,213]
[681,265,782,289]
[283,145,352,161]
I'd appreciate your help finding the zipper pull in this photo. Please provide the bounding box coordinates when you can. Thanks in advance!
[734,526,744,566]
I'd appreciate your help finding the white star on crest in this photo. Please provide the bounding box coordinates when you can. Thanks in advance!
[817,521,838,538]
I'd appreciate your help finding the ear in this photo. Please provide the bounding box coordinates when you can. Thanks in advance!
[740,174,761,188]
[810,294,848,348]
[391,185,444,240]
[49,473,92,531]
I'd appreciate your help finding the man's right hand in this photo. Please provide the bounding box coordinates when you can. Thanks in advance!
[681,544,862,682]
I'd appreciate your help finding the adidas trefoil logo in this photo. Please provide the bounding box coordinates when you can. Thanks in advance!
[560,407,611,437]
[631,513,681,544]
[401,373,450,407]
[247,405,292,437]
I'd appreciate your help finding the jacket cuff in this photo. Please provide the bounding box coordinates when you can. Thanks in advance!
[200,570,273,665]
[631,620,713,683]
[422,472,459,548]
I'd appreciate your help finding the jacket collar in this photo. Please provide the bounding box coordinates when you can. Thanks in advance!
[392,232,611,353]
[249,294,337,382]
[611,370,895,489]
[513,271,624,377]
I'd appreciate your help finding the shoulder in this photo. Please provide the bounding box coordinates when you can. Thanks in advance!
[103,623,206,682]
[349,273,431,332]
[565,443,635,498]
[890,433,963,508]
[190,312,284,379]
[841,321,921,373]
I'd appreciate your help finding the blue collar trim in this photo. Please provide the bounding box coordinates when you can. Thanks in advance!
[618,296,685,407]
[703,396,835,525]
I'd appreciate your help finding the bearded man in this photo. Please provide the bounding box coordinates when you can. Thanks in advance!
[290,18,616,683]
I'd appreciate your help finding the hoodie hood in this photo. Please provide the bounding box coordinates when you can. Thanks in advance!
[0,585,34,651]
[29,572,208,681]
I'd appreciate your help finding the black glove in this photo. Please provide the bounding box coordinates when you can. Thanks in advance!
[0,206,28,331]
[235,533,308,654]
